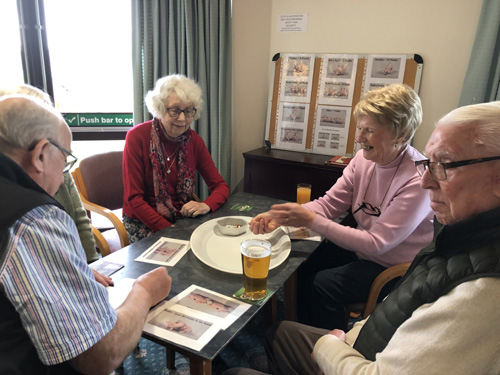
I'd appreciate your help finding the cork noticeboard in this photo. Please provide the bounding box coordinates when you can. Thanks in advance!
[265,53,423,156]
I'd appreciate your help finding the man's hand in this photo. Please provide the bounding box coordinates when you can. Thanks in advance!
[92,269,114,287]
[134,267,172,307]
[329,328,346,342]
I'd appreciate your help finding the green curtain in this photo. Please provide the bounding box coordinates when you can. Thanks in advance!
[459,0,500,106]
[132,0,232,198]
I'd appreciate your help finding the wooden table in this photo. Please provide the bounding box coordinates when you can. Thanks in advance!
[105,191,319,375]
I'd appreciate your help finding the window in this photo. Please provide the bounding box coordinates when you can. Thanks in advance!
[0,1,24,85]
[0,0,133,139]
[44,0,132,113]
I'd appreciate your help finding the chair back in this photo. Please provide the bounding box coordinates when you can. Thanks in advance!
[78,151,124,210]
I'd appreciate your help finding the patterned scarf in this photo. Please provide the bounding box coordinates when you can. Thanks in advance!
[150,118,195,223]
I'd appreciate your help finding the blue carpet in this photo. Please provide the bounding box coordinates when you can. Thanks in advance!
[116,288,283,375]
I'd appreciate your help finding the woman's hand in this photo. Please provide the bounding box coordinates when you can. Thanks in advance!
[267,203,316,228]
[181,201,211,218]
[249,212,280,234]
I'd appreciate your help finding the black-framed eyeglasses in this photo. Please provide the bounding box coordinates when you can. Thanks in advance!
[353,201,381,217]
[415,156,500,181]
[165,107,197,119]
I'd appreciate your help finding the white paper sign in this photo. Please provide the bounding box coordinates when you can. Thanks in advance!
[277,14,308,33]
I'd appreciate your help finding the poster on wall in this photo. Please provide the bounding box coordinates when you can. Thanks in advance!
[364,54,406,93]
[311,105,351,156]
[318,54,358,106]
[275,102,309,151]
[279,54,316,103]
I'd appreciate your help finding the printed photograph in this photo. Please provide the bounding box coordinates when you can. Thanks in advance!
[330,142,340,150]
[286,57,312,77]
[281,128,304,144]
[135,237,190,267]
[326,58,354,78]
[370,57,402,79]
[177,289,239,318]
[318,132,330,140]
[323,81,350,98]
[284,80,308,97]
[282,105,306,124]
[148,308,212,341]
[319,107,347,128]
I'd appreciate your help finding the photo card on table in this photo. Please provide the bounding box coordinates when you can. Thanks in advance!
[135,237,190,267]
[144,284,251,351]
[165,284,251,330]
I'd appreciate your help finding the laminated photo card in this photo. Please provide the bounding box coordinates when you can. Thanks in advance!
[135,237,190,267]
[144,284,251,350]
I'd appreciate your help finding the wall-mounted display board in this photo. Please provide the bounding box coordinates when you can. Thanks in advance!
[265,53,423,156]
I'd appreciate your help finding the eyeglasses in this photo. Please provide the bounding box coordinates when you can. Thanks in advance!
[165,107,197,119]
[352,201,381,217]
[48,138,78,173]
[415,156,500,181]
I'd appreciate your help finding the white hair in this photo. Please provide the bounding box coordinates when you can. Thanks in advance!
[145,74,203,120]
[438,101,500,154]
[0,95,65,154]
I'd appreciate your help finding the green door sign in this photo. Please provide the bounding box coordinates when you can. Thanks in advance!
[63,113,134,127]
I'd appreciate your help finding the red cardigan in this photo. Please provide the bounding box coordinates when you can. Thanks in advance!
[122,121,229,232]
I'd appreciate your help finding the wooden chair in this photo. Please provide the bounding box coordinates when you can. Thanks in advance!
[72,151,129,257]
[345,262,411,320]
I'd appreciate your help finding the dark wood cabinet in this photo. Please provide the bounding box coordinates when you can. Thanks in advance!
[243,147,346,202]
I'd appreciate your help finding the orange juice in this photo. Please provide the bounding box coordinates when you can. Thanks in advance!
[297,184,311,204]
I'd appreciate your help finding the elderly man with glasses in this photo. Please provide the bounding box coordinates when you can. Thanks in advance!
[224,101,500,375]
[0,95,172,374]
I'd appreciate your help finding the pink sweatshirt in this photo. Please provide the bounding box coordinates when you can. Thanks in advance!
[305,145,433,267]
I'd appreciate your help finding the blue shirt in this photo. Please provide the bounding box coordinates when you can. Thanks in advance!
[0,204,117,365]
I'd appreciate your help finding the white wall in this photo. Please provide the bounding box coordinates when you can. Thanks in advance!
[232,0,483,189]
[232,0,273,189]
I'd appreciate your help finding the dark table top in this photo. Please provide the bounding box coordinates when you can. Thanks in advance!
[106,191,319,360]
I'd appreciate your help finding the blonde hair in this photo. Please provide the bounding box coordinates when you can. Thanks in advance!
[354,84,422,143]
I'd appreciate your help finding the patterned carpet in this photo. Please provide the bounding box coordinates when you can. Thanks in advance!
[115,289,282,375]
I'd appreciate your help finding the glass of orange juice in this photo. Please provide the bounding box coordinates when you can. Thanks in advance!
[297,183,312,204]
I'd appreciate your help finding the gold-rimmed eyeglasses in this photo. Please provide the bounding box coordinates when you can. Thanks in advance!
[415,156,500,181]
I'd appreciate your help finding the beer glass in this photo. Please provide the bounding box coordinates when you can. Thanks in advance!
[240,239,272,300]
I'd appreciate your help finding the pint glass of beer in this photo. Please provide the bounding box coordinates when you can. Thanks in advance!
[240,239,272,300]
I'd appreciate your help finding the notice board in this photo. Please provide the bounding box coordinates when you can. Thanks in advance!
[265,53,423,156]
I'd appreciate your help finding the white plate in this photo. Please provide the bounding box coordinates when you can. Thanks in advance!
[190,216,291,274]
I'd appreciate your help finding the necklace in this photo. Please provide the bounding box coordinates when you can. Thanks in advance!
[163,145,179,174]
[166,153,177,174]
[165,147,179,162]
[354,150,406,217]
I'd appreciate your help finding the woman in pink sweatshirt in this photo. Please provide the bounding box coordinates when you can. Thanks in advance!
[250,84,434,330]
